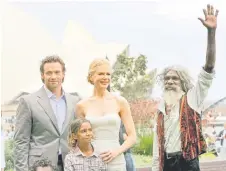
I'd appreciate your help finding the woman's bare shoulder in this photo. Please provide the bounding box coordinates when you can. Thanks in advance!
[76,98,91,109]
[75,98,92,117]
[111,93,128,105]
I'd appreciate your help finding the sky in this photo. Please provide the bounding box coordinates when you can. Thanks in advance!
[1,0,226,103]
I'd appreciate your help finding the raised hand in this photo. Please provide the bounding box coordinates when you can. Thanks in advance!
[198,4,219,29]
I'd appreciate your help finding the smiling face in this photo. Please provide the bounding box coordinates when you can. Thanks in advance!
[91,63,111,89]
[41,62,65,91]
[164,70,182,92]
[163,70,184,106]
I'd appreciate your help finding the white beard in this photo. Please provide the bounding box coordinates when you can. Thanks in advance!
[163,90,184,106]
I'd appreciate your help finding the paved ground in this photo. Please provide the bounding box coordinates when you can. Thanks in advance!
[136,159,226,171]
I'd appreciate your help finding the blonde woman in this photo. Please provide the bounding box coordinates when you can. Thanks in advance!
[75,58,137,171]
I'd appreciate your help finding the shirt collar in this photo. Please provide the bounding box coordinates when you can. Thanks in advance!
[72,144,99,158]
[43,85,65,99]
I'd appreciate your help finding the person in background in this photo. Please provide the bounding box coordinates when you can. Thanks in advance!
[8,125,15,139]
[216,122,226,159]
[119,122,136,171]
[29,158,57,171]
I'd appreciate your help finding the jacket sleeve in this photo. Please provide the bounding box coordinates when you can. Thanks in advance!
[14,98,32,171]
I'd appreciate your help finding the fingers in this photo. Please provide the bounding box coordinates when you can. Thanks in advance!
[198,17,205,24]
[100,151,110,157]
[103,155,112,163]
[215,9,219,17]
[203,9,207,19]
[100,151,111,158]
[207,4,211,15]
[206,4,218,16]
[100,151,113,163]
[210,5,214,15]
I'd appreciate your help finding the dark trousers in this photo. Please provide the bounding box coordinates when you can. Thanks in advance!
[163,152,200,171]
[58,155,64,171]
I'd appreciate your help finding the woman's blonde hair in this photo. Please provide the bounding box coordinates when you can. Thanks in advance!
[68,118,92,147]
[87,58,111,85]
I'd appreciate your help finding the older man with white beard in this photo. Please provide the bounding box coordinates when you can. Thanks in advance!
[152,4,219,171]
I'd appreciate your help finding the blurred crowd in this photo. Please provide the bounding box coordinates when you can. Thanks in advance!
[203,122,226,159]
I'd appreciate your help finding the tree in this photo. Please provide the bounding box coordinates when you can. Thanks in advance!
[111,47,157,101]
[111,47,158,156]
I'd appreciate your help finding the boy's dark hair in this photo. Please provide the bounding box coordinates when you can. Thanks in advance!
[29,158,57,171]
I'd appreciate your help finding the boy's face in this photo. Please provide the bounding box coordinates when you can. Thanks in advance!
[76,122,93,143]
[36,166,53,171]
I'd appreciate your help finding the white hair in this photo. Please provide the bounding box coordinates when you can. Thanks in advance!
[157,65,194,93]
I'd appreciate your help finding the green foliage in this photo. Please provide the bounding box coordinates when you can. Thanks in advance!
[132,132,154,156]
[133,154,152,167]
[111,48,157,101]
[4,139,14,171]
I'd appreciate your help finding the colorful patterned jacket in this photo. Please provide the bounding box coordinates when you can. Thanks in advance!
[157,95,207,171]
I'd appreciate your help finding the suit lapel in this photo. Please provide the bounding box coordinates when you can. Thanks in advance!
[37,87,60,134]
[62,93,74,133]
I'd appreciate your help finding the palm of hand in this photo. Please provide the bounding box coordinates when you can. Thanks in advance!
[203,16,217,29]
[198,4,219,29]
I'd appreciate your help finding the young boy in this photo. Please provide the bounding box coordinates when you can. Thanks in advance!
[64,118,107,171]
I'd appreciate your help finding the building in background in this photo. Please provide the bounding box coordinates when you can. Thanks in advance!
[1,2,128,105]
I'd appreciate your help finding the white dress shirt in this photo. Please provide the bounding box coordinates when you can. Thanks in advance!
[44,85,67,155]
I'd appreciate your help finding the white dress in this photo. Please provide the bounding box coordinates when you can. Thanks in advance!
[86,114,126,171]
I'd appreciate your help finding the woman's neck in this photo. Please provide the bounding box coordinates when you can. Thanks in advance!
[93,87,108,98]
